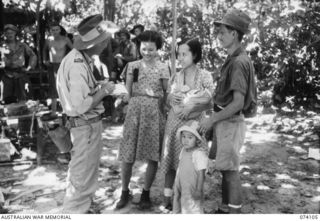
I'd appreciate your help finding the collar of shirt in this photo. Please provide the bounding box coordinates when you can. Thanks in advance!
[81,51,94,71]
[222,46,245,70]
[227,46,244,59]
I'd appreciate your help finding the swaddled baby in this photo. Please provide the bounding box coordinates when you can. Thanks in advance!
[172,85,211,119]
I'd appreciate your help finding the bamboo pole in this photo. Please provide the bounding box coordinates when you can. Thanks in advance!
[35,0,43,69]
[171,0,178,78]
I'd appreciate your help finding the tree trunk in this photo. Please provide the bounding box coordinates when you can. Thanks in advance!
[0,0,3,32]
[104,0,116,21]
[36,0,43,69]
[171,0,178,78]
[257,0,265,45]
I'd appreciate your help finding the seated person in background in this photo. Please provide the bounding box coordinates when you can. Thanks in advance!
[100,35,120,82]
[43,23,73,114]
[1,24,37,104]
[114,28,137,82]
[99,36,120,118]
[130,24,144,60]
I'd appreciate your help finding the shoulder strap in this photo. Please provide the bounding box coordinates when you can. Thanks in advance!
[77,51,97,120]
[167,63,172,77]
[80,51,98,88]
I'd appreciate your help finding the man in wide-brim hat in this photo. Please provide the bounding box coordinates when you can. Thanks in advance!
[199,9,257,214]
[56,14,117,213]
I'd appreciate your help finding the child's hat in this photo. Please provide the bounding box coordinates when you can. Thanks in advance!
[177,120,203,142]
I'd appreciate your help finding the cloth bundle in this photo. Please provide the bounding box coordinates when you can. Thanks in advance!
[172,87,212,119]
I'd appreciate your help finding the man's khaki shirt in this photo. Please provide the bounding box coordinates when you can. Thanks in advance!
[56,49,104,119]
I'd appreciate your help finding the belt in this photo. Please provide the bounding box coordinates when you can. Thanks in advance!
[132,93,160,99]
[68,115,102,128]
[214,103,241,116]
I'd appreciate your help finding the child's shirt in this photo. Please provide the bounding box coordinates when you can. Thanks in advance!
[173,147,209,214]
[179,147,209,171]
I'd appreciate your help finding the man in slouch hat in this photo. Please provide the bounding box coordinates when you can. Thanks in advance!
[57,14,116,213]
[199,9,257,214]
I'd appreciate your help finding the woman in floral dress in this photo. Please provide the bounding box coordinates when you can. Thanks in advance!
[161,38,215,210]
[117,30,170,210]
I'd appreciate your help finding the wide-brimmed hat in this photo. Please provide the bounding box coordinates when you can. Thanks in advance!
[130,24,144,34]
[214,9,251,34]
[73,14,119,50]
[177,120,203,142]
[4,24,19,33]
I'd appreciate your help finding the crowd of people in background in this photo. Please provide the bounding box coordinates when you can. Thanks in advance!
[0,8,257,215]
[0,20,146,114]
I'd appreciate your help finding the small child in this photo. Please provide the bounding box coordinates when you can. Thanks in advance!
[173,120,209,214]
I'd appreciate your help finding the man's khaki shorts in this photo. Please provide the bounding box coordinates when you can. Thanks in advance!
[212,114,246,171]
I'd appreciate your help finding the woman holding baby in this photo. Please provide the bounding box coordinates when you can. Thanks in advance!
[161,38,215,210]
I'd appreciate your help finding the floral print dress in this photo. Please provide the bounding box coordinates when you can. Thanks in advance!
[118,60,170,163]
[161,67,214,173]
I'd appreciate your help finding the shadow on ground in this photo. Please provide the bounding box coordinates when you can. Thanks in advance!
[0,114,319,214]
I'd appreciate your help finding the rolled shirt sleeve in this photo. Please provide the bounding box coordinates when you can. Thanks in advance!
[192,150,209,171]
[229,60,248,96]
[214,58,249,107]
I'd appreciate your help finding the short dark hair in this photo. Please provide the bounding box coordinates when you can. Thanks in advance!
[135,26,144,32]
[118,28,130,40]
[177,38,202,64]
[139,30,163,50]
[49,23,67,36]
[225,25,244,42]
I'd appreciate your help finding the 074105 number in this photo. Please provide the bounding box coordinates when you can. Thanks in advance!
[300,215,319,220]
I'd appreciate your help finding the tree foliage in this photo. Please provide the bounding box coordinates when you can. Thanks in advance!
[151,0,320,110]
[2,0,319,110]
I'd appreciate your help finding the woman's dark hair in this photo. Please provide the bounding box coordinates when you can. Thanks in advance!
[177,38,202,64]
[139,30,163,50]
[59,26,67,36]
[67,33,74,43]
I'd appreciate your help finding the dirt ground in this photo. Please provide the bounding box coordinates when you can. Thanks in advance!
[0,113,319,214]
